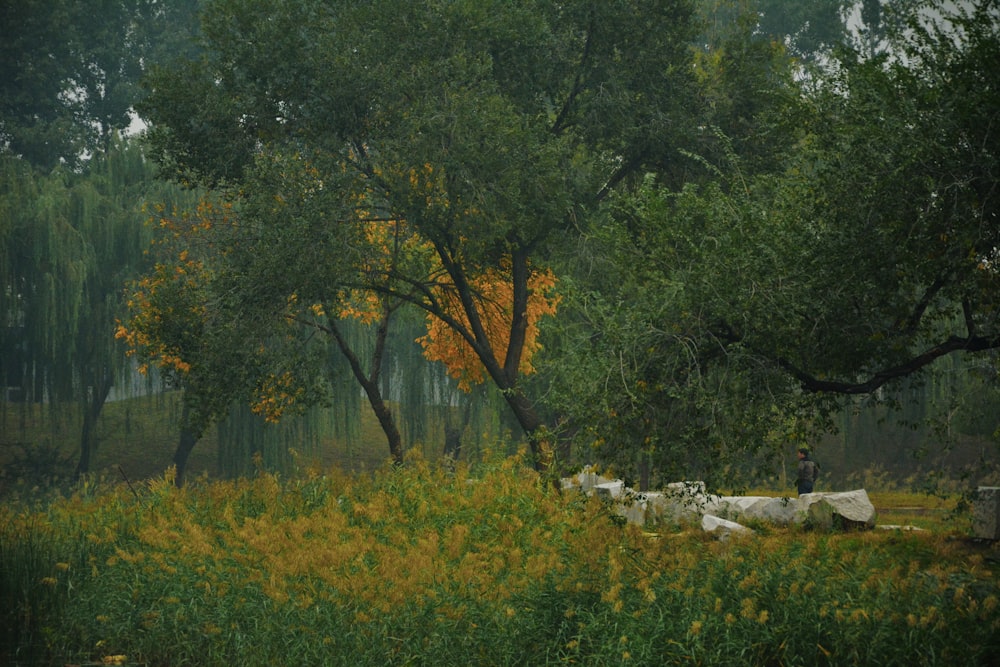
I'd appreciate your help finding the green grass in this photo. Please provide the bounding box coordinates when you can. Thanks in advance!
[0,391,430,497]
[868,491,962,531]
[2,455,1000,666]
[1,392,218,493]
[4,394,995,663]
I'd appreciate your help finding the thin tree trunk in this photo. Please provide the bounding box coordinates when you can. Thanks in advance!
[75,371,113,478]
[167,398,203,487]
[443,395,473,460]
[325,308,405,464]
[366,384,404,463]
[173,424,198,487]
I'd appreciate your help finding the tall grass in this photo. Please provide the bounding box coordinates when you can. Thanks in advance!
[2,452,999,666]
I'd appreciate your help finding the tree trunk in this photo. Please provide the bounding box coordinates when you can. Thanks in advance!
[173,426,198,487]
[443,397,472,461]
[366,384,404,464]
[75,372,113,478]
[443,423,462,460]
[501,389,549,470]
[436,247,550,469]
[326,309,405,464]
[167,398,203,487]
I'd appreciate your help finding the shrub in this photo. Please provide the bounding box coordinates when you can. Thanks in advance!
[3,453,1000,665]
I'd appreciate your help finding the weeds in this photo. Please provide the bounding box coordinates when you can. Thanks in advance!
[2,454,1000,665]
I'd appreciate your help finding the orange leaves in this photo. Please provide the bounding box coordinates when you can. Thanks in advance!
[117,195,228,379]
[418,265,560,391]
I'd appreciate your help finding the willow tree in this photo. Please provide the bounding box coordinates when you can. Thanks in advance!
[139,0,702,467]
[0,139,163,476]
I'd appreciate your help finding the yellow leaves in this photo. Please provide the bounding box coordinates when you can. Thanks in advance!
[337,289,383,325]
[251,371,305,423]
[121,194,229,378]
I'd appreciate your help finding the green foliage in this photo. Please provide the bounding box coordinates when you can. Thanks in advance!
[0,140,185,476]
[544,0,1000,483]
[136,0,711,467]
[2,457,999,666]
[0,0,204,168]
[2,1,208,480]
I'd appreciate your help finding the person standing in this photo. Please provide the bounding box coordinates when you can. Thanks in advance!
[796,447,820,495]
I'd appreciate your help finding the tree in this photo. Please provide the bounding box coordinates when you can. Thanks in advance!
[546,0,1000,486]
[0,140,162,477]
[698,0,849,60]
[119,149,557,474]
[1,1,207,481]
[1,0,204,168]
[138,0,703,467]
[116,193,338,484]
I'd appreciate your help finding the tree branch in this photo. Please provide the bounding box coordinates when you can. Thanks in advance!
[894,272,949,335]
[777,333,1000,395]
[551,19,594,136]
[596,154,643,203]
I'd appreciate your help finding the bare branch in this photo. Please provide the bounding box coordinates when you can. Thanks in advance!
[776,333,1000,395]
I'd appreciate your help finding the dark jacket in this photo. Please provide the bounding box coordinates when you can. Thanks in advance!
[797,455,819,495]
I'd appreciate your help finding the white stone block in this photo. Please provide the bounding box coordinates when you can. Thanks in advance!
[800,489,876,529]
[616,494,648,526]
[973,487,1000,540]
[595,480,625,500]
[701,514,751,539]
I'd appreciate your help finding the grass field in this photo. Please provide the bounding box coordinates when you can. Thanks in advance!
[0,391,427,497]
[2,452,1000,666]
[3,395,998,664]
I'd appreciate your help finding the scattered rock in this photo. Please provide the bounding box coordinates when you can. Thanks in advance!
[561,470,881,534]
[800,490,877,530]
[594,480,625,500]
[973,486,1000,540]
[701,514,752,539]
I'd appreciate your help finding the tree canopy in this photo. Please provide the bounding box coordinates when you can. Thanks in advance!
[114,0,1000,486]
[543,0,1000,486]
[1,0,203,168]
[136,0,706,467]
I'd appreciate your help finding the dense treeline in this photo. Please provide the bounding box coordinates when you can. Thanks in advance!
[2,0,998,493]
